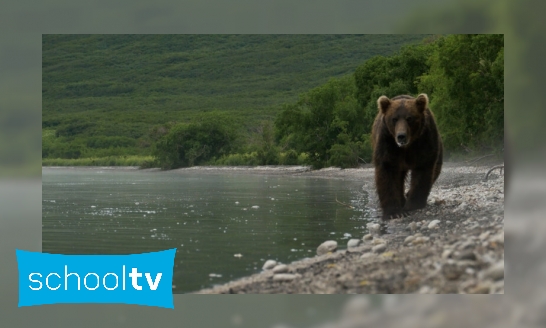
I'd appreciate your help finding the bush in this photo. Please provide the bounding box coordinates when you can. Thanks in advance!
[153,113,239,169]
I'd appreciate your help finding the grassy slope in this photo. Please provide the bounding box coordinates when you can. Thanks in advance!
[42,34,426,160]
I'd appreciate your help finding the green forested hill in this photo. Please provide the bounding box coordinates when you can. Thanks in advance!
[42,34,426,161]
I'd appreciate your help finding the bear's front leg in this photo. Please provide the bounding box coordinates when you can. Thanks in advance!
[404,167,434,211]
[375,164,407,220]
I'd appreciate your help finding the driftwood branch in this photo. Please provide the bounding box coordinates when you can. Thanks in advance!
[335,193,355,209]
[484,165,504,181]
[466,153,494,165]
[460,143,472,153]
[357,156,367,164]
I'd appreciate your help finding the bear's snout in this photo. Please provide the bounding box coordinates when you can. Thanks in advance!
[396,133,408,146]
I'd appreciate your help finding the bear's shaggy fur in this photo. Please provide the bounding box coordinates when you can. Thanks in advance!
[372,94,443,220]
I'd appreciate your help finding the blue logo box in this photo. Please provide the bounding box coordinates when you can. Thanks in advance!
[16,249,176,308]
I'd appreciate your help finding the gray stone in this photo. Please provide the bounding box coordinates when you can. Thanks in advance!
[372,244,387,253]
[262,260,277,270]
[273,273,298,282]
[362,234,373,241]
[317,240,338,255]
[360,252,375,260]
[428,220,441,229]
[367,223,381,233]
[412,236,430,245]
[404,235,415,245]
[441,249,452,259]
[347,239,362,248]
[272,264,289,274]
[457,251,477,261]
[480,261,504,281]
[372,237,386,245]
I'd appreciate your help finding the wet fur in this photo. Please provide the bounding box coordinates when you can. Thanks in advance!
[372,94,443,220]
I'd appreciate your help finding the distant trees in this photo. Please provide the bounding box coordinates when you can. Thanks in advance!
[418,34,504,153]
[274,34,504,168]
[275,76,368,168]
[273,40,436,168]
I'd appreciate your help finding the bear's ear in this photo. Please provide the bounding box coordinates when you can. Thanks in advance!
[377,96,391,114]
[415,93,429,113]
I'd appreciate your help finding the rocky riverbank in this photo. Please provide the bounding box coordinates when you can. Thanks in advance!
[196,163,504,294]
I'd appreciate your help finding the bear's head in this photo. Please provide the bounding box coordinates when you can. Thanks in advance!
[377,94,429,148]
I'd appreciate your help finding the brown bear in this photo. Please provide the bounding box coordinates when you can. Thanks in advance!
[372,94,443,220]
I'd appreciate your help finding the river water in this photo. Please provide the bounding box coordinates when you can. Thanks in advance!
[42,167,371,293]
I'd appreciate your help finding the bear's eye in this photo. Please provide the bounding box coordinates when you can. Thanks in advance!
[407,116,413,122]
[392,118,398,123]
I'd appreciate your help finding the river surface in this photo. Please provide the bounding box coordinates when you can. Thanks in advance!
[42,167,372,293]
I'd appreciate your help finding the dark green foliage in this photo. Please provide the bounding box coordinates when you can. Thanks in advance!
[85,136,137,149]
[275,75,370,168]
[418,34,504,154]
[354,42,435,131]
[254,122,280,165]
[278,150,300,165]
[153,113,239,169]
[276,34,504,168]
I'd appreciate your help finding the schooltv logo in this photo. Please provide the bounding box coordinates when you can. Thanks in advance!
[16,249,176,308]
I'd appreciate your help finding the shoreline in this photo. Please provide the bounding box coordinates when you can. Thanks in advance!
[193,163,504,294]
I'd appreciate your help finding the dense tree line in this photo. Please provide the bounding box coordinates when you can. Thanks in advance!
[43,35,503,169]
[268,34,504,169]
[151,35,503,169]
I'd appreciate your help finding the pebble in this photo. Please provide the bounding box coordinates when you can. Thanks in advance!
[426,211,432,216]
[428,220,440,229]
[469,283,491,294]
[372,237,386,245]
[479,231,491,241]
[372,244,387,253]
[367,223,381,233]
[442,263,463,280]
[362,234,373,241]
[272,264,289,274]
[359,245,373,253]
[453,202,467,213]
[418,286,437,294]
[404,235,415,244]
[262,260,277,270]
[412,236,430,245]
[490,232,504,244]
[273,273,298,282]
[479,261,504,281]
[408,222,417,232]
[317,240,338,255]
[459,240,475,250]
[347,239,362,248]
[441,249,452,259]
[360,252,375,259]
[457,251,477,261]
